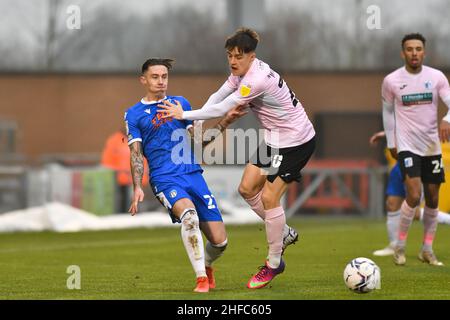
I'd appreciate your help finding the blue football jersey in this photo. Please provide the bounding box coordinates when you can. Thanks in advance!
[124,95,202,182]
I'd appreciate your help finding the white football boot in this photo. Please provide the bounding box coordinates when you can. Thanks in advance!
[282,226,299,255]
[373,243,395,257]
[418,250,444,266]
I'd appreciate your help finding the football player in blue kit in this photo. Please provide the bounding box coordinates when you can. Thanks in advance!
[125,58,246,293]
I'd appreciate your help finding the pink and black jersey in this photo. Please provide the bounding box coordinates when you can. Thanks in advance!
[382,66,450,156]
[226,58,315,148]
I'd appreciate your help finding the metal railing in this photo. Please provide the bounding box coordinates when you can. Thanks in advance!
[286,160,387,218]
[0,165,27,213]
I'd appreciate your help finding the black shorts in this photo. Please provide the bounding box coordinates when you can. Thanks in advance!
[398,151,445,184]
[250,136,316,183]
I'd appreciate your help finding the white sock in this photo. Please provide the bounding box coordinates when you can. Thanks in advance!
[386,210,401,246]
[419,208,424,221]
[180,208,206,278]
[205,239,227,267]
[437,211,450,225]
[419,208,450,225]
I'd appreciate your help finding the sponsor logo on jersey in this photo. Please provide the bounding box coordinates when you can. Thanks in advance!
[400,84,407,90]
[169,190,177,198]
[144,109,151,114]
[240,84,251,97]
[151,111,172,128]
[401,92,432,106]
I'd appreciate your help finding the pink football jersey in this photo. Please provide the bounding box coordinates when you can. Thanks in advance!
[226,58,315,148]
[382,65,450,156]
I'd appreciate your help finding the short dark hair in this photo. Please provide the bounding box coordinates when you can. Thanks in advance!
[402,33,426,48]
[225,27,260,53]
[141,58,175,74]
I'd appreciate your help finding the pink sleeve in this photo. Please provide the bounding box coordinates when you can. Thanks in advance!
[438,72,450,99]
[381,77,394,104]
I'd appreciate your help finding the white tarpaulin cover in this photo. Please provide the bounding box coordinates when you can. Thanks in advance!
[0,202,260,233]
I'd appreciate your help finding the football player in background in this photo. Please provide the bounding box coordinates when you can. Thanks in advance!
[369,131,450,257]
[382,33,450,266]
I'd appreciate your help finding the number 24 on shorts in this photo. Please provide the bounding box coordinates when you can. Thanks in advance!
[431,159,444,173]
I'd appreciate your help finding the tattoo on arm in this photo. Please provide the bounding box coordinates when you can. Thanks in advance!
[130,142,144,189]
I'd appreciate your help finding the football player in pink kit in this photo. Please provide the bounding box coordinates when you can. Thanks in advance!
[382,33,450,266]
[158,28,316,289]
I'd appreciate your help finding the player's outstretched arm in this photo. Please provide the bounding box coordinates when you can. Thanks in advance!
[215,104,248,132]
[158,100,184,120]
[369,131,386,147]
[189,105,248,148]
[203,82,235,107]
[158,96,239,121]
[369,129,397,158]
[129,141,145,215]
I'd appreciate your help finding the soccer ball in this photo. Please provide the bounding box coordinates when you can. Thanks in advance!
[343,257,381,293]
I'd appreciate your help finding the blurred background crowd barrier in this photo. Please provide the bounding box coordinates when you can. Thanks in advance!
[1,111,450,218]
[1,0,450,220]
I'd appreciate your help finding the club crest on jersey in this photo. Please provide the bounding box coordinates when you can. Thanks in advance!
[240,84,251,97]
[169,190,177,198]
[424,81,432,89]
[404,157,413,168]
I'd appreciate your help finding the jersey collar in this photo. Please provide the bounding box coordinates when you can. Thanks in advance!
[402,65,424,77]
[238,58,258,80]
[141,96,167,105]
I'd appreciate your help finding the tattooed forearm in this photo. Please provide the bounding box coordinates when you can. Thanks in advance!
[188,122,227,148]
[130,142,144,189]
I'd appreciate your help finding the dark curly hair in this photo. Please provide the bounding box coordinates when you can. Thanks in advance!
[401,33,426,49]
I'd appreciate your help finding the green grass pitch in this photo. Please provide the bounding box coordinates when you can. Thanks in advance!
[0,217,449,300]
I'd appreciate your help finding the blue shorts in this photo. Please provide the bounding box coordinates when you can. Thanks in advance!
[150,171,222,223]
[386,163,406,198]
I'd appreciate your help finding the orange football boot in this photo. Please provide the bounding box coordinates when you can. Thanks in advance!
[193,276,209,293]
[205,266,216,289]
